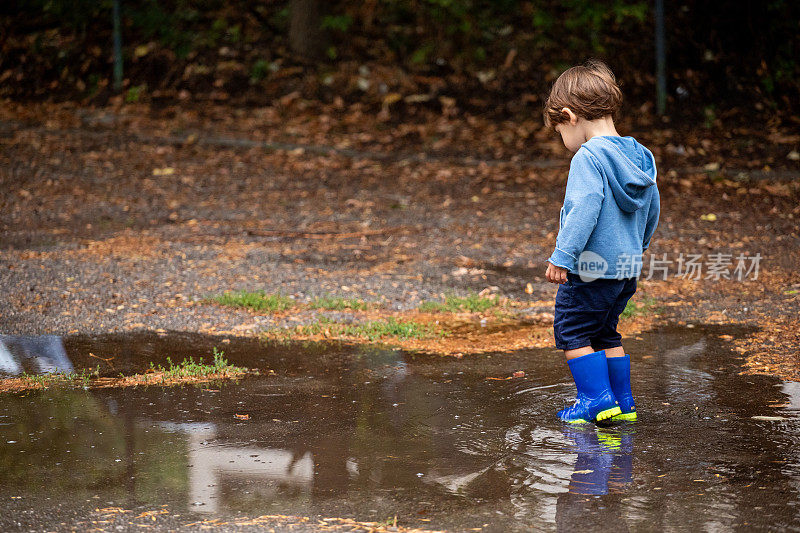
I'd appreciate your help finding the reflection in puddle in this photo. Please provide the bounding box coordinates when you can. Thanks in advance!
[0,334,73,375]
[563,426,633,496]
[2,325,800,531]
[158,423,314,514]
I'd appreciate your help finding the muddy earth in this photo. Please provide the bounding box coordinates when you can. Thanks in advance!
[2,325,800,532]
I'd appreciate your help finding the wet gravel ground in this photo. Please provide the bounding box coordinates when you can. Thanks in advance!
[0,118,566,336]
[1,218,555,336]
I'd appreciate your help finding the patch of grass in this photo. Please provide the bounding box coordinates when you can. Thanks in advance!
[419,292,501,313]
[1,349,248,393]
[309,295,369,311]
[250,58,271,82]
[294,317,444,341]
[147,348,246,380]
[125,84,146,103]
[17,367,100,388]
[208,290,295,312]
[620,296,658,319]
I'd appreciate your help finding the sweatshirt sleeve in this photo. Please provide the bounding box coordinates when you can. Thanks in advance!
[547,149,604,271]
[642,186,660,251]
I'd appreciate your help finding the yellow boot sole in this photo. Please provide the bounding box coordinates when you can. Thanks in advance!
[595,406,622,422]
[613,411,637,421]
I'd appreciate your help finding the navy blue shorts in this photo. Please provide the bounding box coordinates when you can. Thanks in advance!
[553,273,637,351]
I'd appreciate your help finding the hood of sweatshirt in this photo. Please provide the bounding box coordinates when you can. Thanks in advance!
[582,136,657,213]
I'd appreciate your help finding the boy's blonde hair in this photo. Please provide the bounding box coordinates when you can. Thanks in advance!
[544,59,622,129]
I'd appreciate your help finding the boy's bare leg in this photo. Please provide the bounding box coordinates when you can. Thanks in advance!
[604,346,625,357]
[564,345,625,360]
[564,346,594,360]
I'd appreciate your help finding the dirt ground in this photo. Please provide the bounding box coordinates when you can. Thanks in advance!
[1,100,798,380]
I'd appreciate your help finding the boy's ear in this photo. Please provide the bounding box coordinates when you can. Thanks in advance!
[561,107,578,125]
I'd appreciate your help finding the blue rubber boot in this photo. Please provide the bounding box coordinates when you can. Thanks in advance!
[558,350,622,423]
[607,354,637,421]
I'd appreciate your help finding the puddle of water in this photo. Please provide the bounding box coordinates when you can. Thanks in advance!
[2,325,800,531]
[1,331,359,378]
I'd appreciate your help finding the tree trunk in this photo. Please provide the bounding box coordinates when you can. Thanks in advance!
[289,0,325,60]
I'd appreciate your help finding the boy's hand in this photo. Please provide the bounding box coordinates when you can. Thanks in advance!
[545,262,568,284]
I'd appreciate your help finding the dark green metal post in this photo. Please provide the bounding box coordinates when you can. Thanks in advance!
[113,0,123,91]
[655,0,666,115]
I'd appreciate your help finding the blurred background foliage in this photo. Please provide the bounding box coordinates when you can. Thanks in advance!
[0,0,798,122]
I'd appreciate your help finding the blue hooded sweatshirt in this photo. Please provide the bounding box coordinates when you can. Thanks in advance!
[548,135,659,279]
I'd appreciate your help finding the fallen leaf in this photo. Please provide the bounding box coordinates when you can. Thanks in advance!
[382,92,402,106]
[134,45,151,58]
[404,91,432,104]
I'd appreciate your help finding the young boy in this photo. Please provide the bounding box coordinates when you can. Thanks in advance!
[543,60,659,423]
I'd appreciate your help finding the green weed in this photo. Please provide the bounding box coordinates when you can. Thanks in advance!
[125,84,146,103]
[309,295,370,311]
[18,366,100,388]
[208,290,295,312]
[149,348,245,379]
[250,58,271,82]
[5,350,246,392]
